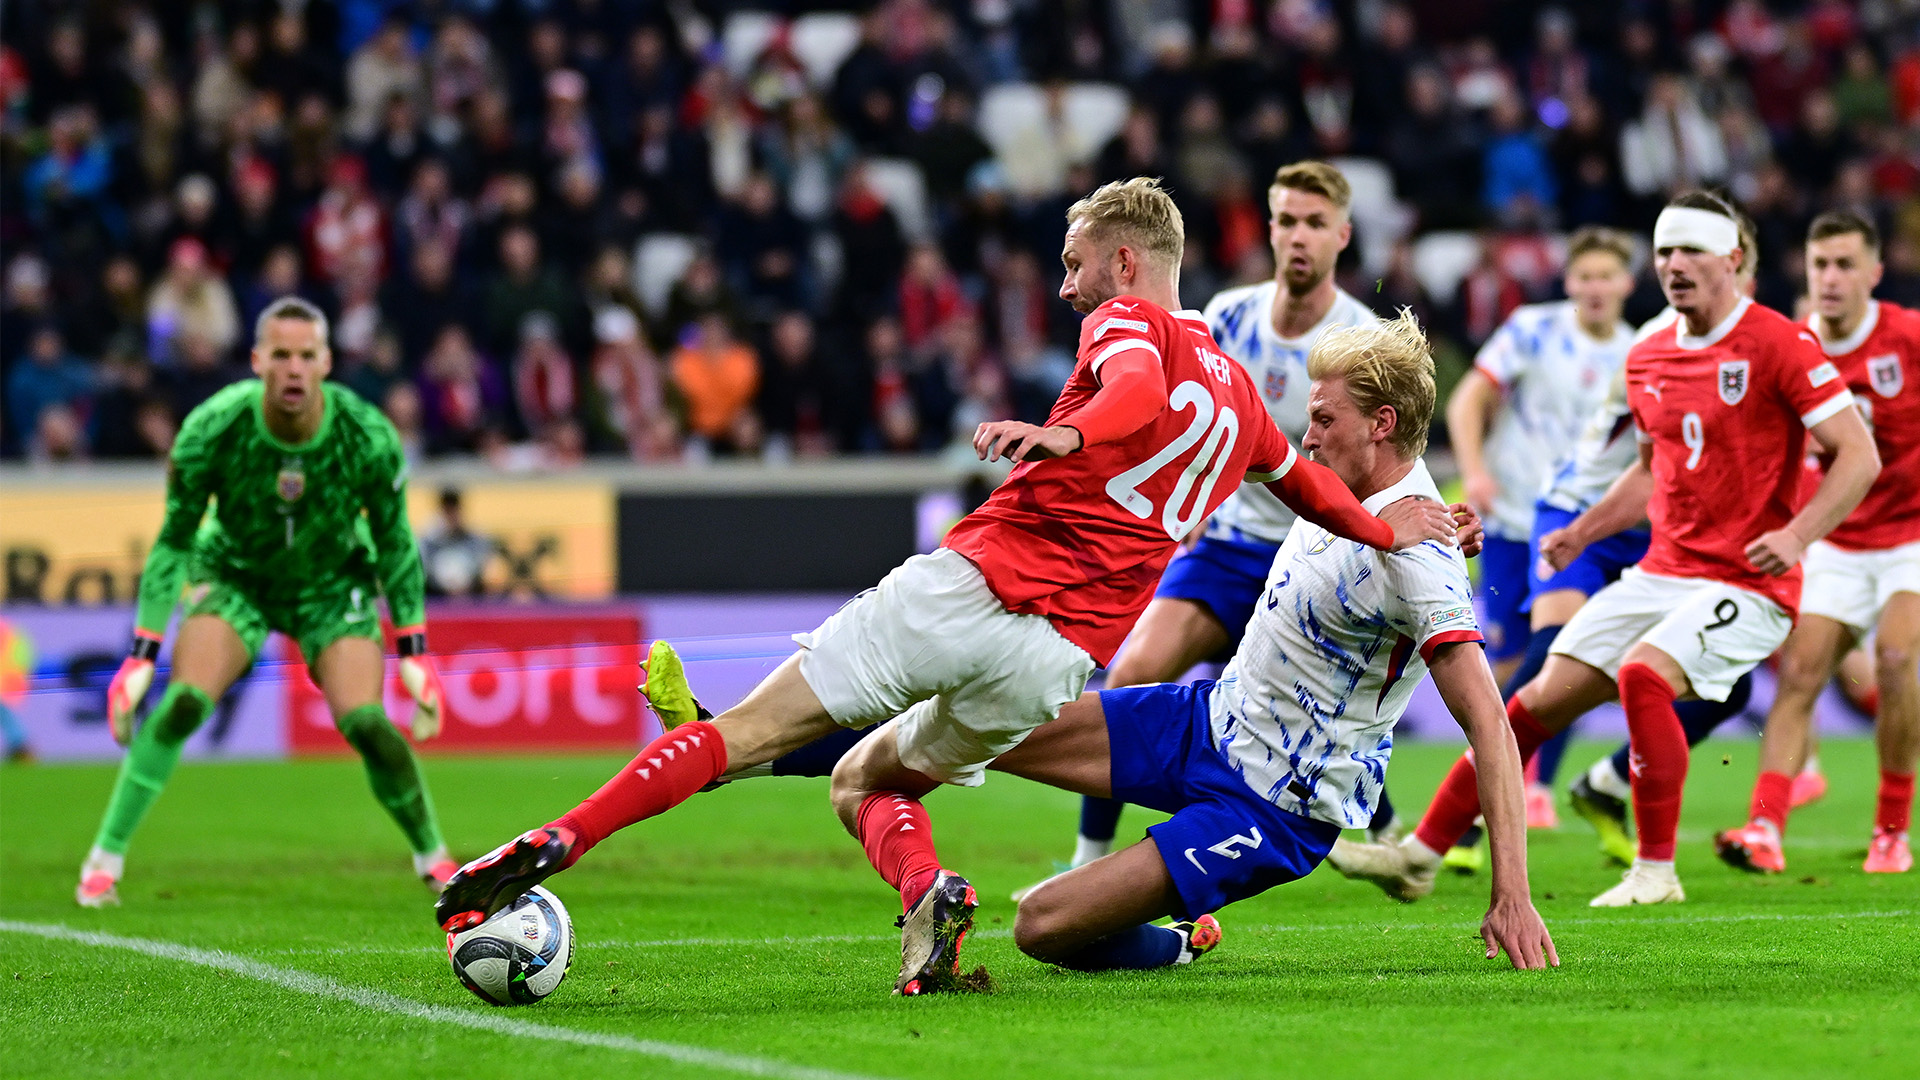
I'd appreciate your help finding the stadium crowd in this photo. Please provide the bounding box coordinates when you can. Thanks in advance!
[4,0,1920,465]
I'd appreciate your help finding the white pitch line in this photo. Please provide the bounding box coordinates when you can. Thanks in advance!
[263,908,1911,957]
[0,920,891,1080]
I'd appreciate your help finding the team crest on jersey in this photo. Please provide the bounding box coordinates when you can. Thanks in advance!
[276,461,306,502]
[1869,353,1904,398]
[1717,360,1750,406]
[1264,367,1288,401]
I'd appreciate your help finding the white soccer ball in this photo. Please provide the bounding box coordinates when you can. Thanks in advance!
[446,886,574,1006]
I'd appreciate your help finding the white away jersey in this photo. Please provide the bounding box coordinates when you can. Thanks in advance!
[1201,282,1380,542]
[1537,308,1678,513]
[1472,301,1632,537]
[1207,460,1484,829]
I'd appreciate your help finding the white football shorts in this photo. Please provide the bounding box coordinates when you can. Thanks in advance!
[1799,538,1920,635]
[794,548,1095,786]
[1550,567,1792,701]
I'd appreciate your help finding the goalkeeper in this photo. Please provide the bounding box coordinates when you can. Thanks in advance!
[77,297,455,907]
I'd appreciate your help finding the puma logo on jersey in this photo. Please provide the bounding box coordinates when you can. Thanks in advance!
[1642,381,1664,402]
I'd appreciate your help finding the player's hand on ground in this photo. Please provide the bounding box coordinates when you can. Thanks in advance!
[974,421,1082,463]
[396,628,445,741]
[1745,527,1807,577]
[107,632,161,746]
[1481,894,1559,971]
[1378,496,1458,551]
[1449,502,1484,559]
[1538,527,1586,573]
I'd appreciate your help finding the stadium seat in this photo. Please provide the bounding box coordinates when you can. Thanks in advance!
[1411,231,1484,304]
[977,82,1049,163]
[861,158,933,242]
[1327,156,1410,278]
[790,13,863,89]
[1060,84,1130,164]
[632,233,700,318]
[720,10,784,79]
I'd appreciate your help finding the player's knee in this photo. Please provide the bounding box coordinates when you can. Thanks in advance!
[1874,637,1917,688]
[1777,646,1836,696]
[1012,897,1072,961]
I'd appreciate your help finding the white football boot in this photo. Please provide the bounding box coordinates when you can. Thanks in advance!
[1326,835,1440,902]
[75,848,124,908]
[1589,859,1686,907]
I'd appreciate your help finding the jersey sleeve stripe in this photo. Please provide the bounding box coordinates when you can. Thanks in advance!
[1418,629,1486,664]
[1471,362,1508,392]
[1800,389,1855,429]
[1244,441,1298,482]
[1088,338,1161,376]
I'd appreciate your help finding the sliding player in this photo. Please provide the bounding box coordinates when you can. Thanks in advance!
[1331,191,1879,907]
[434,179,1467,995]
[1717,210,1919,874]
[988,314,1555,975]
[78,297,453,907]
[1044,161,1393,891]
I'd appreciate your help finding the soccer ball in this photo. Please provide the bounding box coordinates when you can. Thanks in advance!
[446,886,574,1006]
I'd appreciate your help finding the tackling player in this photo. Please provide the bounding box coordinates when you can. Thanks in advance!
[434,179,1470,995]
[78,298,454,907]
[1716,210,1919,875]
[989,314,1555,974]
[1046,161,1395,888]
[1445,226,1636,830]
[1330,191,1879,907]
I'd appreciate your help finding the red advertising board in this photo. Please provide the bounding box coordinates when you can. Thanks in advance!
[284,610,647,754]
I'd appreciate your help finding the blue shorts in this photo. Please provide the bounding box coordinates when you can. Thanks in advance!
[1153,533,1281,650]
[1526,501,1651,607]
[1477,534,1532,660]
[1101,680,1341,919]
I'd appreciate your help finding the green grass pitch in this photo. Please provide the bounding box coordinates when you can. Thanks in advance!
[3,738,1914,1080]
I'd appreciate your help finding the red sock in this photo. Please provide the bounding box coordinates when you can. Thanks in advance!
[1524,754,1540,785]
[857,792,943,912]
[550,721,728,866]
[1858,685,1881,719]
[1619,663,1687,862]
[1749,771,1793,834]
[1414,697,1555,854]
[1877,770,1915,834]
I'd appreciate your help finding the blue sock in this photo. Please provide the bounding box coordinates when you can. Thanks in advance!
[1051,922,1184,971]
[1501,625,1562,700]
[770,725,879,777]
[1606,671,1755,780]
[0,702,26,754]
[1368,785,1397,833]
[1079,796,1124,842]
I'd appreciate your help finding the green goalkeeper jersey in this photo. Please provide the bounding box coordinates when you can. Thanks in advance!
[134,380,426,636]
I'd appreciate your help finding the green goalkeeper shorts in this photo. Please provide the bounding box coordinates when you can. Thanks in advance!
[184,573,385,665]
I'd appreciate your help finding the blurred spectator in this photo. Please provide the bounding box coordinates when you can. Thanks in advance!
[420,324,508,455]
[1483,93,1557,221]
[834,163,908,320]
[419,488,496,598]
[1620,74,1727,200]
[147,239,240,364]
[899,243,966,352]
[586,305,675,460]
[484,226,574,358]
[762,95,856,225]
[511,313,578,438]
[671,313,760,454]
[867,315,919,452]
[910,92,992,210]
[24,106,118,238]
[384,383,426,464]
[30,403,88,463]
[191,23,259,143]
[758,310,832,459]
[68,256,147,360]
[1777,91,1857,199]
[163,331,242,418]
[717,171,809,314]
[345,330,407,409]
[659,249,740,351]
[89,347,173,459]
[8,327,91,451]
[346,19,424,142]
[304,156,387,288]
[1,256,56,373]
[230,159,299,283]
[1384,66,1480,229]
[240,247,311,343]
[989,250,1073,424]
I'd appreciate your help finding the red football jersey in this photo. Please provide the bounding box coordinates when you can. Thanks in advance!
[1628,297,1855,614]
[1798,301,1920,551]
[944,297,1296,664]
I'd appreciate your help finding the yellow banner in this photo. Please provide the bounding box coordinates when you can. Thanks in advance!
[0,478,614,604]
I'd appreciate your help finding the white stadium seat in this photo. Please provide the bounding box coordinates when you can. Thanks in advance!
[1411,231,1484,304]
[790,13,863,89]
[976,82,1048,163]
[632,233,700,318]
[1060,84,1130,163]
[720,10,783,79]
[861,158,933,241]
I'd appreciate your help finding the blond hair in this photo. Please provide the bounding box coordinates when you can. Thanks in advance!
[1270,160,1351,214]
[1566,225,1634,268]
[1065,177,1185,269]
[1306,309,1436,458]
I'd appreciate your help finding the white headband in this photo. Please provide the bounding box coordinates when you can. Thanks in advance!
[1653,206,1739,256]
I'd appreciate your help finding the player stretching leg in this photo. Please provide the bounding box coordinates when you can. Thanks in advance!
[1717,211,1920,874]
[990,316,1554,973]
[1446,227,1637,835]
[1027,161,1396,897]
[435,180,1469,996]
[78,299,453,907]
[1329,191,1879,907]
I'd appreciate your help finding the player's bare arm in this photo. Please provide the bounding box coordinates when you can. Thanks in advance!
[1427,641,1558,970]
[1747,406,1879,576]
[1445,368,1503,516]
[1540,444,1655,572]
